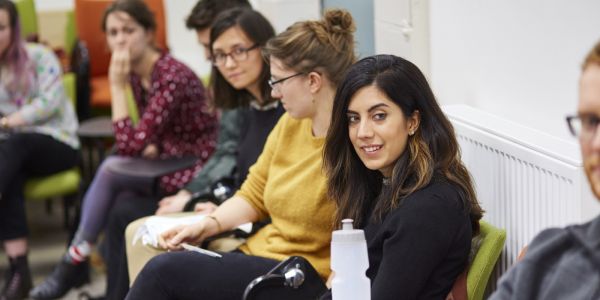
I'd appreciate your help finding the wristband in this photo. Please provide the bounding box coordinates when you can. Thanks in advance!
[206,215,223,233]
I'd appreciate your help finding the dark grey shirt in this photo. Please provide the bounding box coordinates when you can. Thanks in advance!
[490,214,600,300]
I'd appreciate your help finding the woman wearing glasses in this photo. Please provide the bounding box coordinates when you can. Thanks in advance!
[126,9,357,299]
[30,1,219,299]
[105,8,282,298]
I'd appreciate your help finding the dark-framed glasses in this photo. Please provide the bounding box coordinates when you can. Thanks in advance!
[268,72,304,92]
[211,44,259,66]
[566,114,600,138]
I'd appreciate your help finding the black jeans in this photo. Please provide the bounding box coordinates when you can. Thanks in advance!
[104,193,159,300]
[0,133,78,240]
[126,251,281,300]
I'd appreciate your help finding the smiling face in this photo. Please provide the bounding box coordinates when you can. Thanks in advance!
[347,85,419,177]
[579,64,600,199]
[212,26,263,92]
[105,11,152,63]
[0,9,11,57]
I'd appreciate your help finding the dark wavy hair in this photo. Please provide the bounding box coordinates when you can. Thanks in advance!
[185,0,250,31]
[101,0,156,33]
[323,54,483,234]
[209,8,274,109]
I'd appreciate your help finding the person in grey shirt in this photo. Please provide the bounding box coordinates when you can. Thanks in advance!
[490,40,600,300]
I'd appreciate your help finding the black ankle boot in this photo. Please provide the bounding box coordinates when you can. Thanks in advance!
[29,259,90,300]
[1,255,33,300]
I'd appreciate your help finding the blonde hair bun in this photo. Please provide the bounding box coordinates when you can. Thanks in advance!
[323,9,356,34]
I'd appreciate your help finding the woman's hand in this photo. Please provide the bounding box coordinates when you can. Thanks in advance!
[109,48,130,88]
[141,144,159,159]
[194,202,218,214]
[156,190,192,215]
[1,113,26,129]
[159,219,216,251]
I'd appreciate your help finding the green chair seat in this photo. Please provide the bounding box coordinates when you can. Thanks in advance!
[24,167,81,200]
[22,74,82,229]
[467,220,507,300]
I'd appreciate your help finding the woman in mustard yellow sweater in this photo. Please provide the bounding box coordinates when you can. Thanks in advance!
[126,9,356,300]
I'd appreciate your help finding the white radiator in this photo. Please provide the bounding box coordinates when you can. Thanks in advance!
[443,105,599,292]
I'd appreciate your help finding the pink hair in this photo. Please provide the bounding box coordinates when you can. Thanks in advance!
[0,0,31,98]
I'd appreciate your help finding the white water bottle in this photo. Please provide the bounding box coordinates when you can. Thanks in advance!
[331,219,370,300]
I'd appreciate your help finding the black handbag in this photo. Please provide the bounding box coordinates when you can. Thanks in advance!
[243,256,328,300]
[184,176,237,211]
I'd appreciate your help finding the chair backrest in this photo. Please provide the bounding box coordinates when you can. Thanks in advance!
[14,0,39,42]
[74,0,168,77]
[63,72,77,108]
[467,221,506,300]
[64,10,77,56]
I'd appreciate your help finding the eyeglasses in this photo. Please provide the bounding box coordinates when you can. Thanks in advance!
[211,44,259,66]
[566,114,600,139]
[268,72,304,92]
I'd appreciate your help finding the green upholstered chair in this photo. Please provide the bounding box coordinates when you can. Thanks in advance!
[467,221,506,300]
[14,0,38,42]
[24,73,82,229]
[64,10,77,57]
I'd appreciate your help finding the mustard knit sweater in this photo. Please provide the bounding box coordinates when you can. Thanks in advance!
[236,113,335,279]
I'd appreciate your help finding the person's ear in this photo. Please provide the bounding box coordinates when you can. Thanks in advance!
[145,29,156,47]
[408,110,420,135]
[308,71,323,94]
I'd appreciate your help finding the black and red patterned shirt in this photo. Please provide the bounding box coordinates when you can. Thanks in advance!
[113,53,218,193]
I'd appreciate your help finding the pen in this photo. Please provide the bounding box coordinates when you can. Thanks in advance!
[181,243,223,258]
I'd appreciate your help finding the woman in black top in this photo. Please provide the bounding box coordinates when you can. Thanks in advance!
[323,54,484,299]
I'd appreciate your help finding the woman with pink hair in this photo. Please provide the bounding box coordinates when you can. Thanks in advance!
[0,1,79,299]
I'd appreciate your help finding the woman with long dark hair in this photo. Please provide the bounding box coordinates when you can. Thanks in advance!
[0,0,79,299]
[323,54,484,299]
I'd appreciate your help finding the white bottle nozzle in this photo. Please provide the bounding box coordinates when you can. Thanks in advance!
[331,218,370,300]
[341,219,354,230]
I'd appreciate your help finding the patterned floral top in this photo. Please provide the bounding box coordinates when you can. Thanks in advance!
[0,43,79,149]
[112,53,218,193]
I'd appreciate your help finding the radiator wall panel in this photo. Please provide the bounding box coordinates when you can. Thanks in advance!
[443,105,598,293]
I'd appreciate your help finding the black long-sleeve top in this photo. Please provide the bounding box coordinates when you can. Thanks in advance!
[234,101,285,188]
[363,177,473,299]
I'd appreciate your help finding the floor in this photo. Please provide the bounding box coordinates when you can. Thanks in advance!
[0,199,106,300]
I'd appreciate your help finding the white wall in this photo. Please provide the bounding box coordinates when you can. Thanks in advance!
[429,0,600,141]
[374,0,430,76]
[34,0,71,11]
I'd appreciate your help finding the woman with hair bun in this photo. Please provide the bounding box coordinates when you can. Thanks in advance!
[126,9,356,300]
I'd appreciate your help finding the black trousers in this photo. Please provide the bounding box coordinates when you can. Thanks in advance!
[0,133,78,240]
[104,193,159,300]
[126,250,281,300]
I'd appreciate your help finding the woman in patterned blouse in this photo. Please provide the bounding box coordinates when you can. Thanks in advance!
[0,1,80,299]
[30,1,218,299]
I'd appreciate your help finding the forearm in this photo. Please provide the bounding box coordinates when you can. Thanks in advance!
[1,112,26,128]
[111,84,129,121]
[208,196,259,234]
